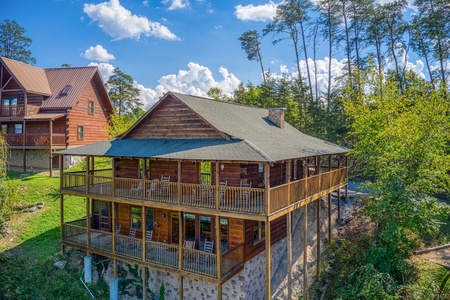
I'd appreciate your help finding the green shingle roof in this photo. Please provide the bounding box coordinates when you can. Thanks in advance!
[57,92,348,162]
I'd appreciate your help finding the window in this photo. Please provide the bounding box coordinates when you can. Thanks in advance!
[1,124,7,134]
[14,124,22,134]
[77,125,83,140]
[258,163,264,184]
[131,206,142,229]
[253,221,265,244]
[293,160,298,180]
[88,100,94,114]
[61,85,72,95]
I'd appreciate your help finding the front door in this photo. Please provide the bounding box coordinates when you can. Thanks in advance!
[92,200,112,231]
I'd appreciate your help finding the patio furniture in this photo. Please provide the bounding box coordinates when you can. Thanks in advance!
[129,227,137,238]
[146,179,159,198]
[160,175,170,195]
[131,181,143,197]
[115,225,121,235]
[146,230,153,241]
[183,240,195,249]
[204,240,214,253]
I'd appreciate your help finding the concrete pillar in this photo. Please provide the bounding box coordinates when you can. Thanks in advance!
[84,256,92,283]
[109,278,119,300]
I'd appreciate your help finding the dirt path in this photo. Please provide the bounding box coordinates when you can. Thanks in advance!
[416,245,450,269]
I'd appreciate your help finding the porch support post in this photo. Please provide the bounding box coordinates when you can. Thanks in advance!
[22,120,26,173]
[345,156,349,203]
[60,155,65,254]
[215,161,220,209]
[85,157,90,193]
[142,205,146,262]
[110,259,119,300]
[317,197,321,278]
[286,160,291,204]
[111,158,116,197]
[84,255,92,283]
[265,219,271,300]
[303,204,308,299]
[328,194,332,246]
[178,211,184,299]
[287,211,292,300]
[178,211,183,270]
[49,120,53,176]
[178,275,183,300]
[112,203,116,254]
[215,215,222,300]
[142,267,147,300]
[264,163,270,215]
[178,161,182,205]
[86,197,90,247]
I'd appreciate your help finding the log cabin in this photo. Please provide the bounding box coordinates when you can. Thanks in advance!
[57,91,349,299]
[0,57,113,175]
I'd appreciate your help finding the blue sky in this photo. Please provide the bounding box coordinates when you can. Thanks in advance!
[2,0,420,107]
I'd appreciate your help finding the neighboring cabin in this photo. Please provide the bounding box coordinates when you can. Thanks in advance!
[0,57,113,174]
[58,92,349,299]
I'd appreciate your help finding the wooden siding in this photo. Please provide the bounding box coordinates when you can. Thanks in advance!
[66,78,109,146]
[115,158,139,178]
[270,162,286,186]
[228,218,244,249]
[244,216,287,261]
[127,96,225,139]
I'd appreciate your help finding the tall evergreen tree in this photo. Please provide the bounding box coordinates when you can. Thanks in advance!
[0,20,35,64]
[107,68,142,116]
[238,30,266,83]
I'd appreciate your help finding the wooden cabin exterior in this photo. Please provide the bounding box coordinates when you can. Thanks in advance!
[58,92,349,299]
[0,57,113,174]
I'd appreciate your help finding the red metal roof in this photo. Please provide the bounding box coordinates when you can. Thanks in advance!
[0,57,51,96]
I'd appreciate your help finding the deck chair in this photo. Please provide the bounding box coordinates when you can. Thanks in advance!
[129,227,137,238]
[131,181,143,197]
[160,175,170,194]
[239,181,252,208]
[219,181,227,202]
[146,179,159,198]
[146,230,153,241]
[183,240,196,249]
[204,240,214,253]
[115,225,121,235]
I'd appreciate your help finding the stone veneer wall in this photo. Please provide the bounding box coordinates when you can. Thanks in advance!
[9,149,49,169]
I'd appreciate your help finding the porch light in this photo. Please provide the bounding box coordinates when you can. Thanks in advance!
[161,213,166,219]
[220,164,224,171]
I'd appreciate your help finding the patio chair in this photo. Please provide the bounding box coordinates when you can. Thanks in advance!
[146,179,159,198]
[183,240,195,249]
[219,181,227,202]
[146,230,153,241]
[131,181,143,197]
[204,240,214,253]
[239,181,252,209]
[160,175,170,195]
[115,225,121,235]
[129,227,137,238]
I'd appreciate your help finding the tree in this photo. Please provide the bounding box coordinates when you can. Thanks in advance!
[0,20,35,64]
[107,68,142,116]
[344,69,450,280]
[238,30,266,83]
[207,87,230,101]
[108,107,145,139]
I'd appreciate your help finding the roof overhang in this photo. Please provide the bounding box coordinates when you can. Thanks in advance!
[24,113,66,121]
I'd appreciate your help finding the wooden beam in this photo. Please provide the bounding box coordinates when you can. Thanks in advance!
[22,120,26,173]
[142,205,146,262]
[86,198,90,247]
[316,198,321,278]
[217,283,222,300]
[264,164,270,215]
[215,215,222,282]
[338,187,341,222]
[113,258,118,279]
[178,161,182,205]
[60,156,64,254]
[303,204,308,299]
[178,211,183,271]
[142,267,147,300]
[328,194,332,246]
[112,202,116,254]
[178,275,183,300]
[49,120,53,176]
[215,162,220,209]
[287,212,292,300]
[265,219,271,300]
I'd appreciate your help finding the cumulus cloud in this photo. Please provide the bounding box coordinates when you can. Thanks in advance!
[90,61,241,108]
[82,45,116,62]
[162,0,190,10]
[84,0,179,40]
[234,1,279,22]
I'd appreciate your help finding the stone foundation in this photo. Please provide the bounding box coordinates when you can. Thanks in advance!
[8,149,50,169]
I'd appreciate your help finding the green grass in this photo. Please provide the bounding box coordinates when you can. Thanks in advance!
[0,171,107,299]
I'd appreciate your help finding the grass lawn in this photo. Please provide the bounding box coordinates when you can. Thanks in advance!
[0,171,108,299]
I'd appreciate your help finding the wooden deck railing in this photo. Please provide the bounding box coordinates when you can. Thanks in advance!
[62,167,347,215]
[146,241,179,268]
[182,248,217,278]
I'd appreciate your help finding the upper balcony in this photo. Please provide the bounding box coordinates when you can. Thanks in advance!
[61,167,348,217]
[5,132,66,149]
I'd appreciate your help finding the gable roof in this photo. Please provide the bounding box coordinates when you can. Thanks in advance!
[42,66,111,110]
[0,57,51,96]
[58,92,348,162]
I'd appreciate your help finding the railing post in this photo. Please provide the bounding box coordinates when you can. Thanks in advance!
[86,198,90,248]
[215,162,220,210]
[178,161,182,205]
[60,155,65,254]
[142,205,146,262]
[85,156,90,194]
[111,158,116,197]
[112,203,116,254]
[178,211,183,271]
[286,160,291,205]
[265,219,271,300]
[215,215,222,280]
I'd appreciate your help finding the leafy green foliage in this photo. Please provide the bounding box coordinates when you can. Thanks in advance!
[0,20,35,64]
[108,107,145,139]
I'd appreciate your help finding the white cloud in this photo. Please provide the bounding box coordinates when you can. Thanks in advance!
[234,1,279,22]
[142,1,149,6]
[162,0,190,10]
[84,0,179,40]
[90,61,241,108]
[88,62,116,82]
[82,45,116,62]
